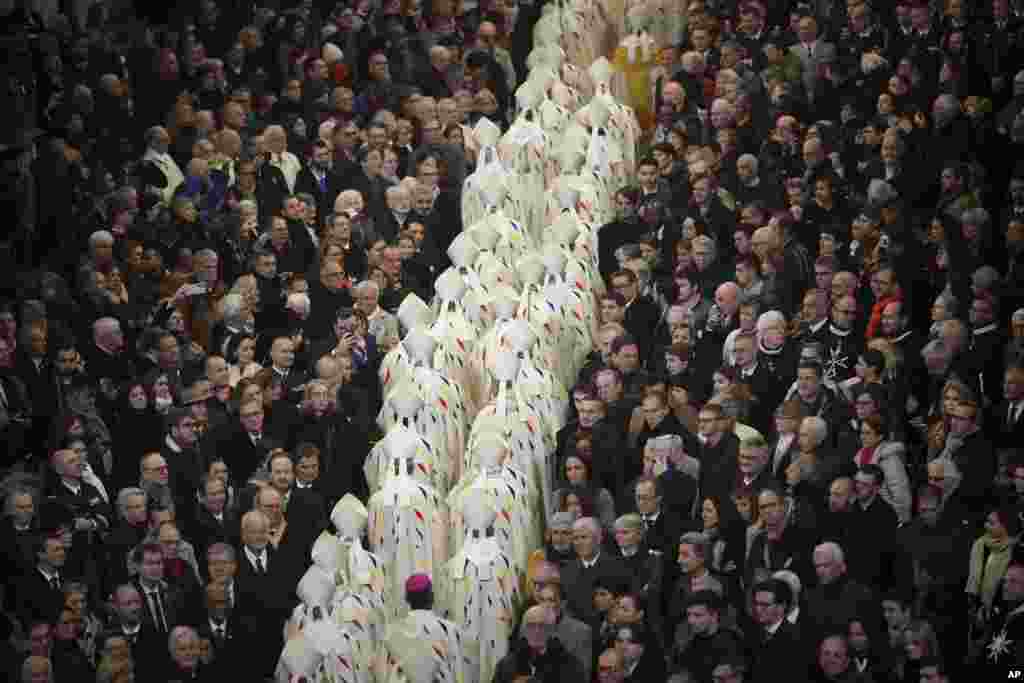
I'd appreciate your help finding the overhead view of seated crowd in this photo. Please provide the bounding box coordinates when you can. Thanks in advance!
[2,0,1024,681]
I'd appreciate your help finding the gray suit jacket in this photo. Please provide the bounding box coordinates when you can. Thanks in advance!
[788,40,836,101]
[555,614,593,682]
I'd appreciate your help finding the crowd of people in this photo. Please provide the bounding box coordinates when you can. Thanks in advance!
[2,0,1024,681]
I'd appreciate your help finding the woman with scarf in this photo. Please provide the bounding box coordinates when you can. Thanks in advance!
[853,414,912,523]
[691,493,746,600]
[967,508,1020,657]
[111,379,165,492]
[552,453,616,532]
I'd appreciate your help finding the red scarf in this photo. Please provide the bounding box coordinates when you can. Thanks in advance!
[855,445,878,468]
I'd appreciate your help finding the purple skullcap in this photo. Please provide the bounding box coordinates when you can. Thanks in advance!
[405,573,432,594]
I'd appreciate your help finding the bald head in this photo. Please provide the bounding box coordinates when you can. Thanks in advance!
[715,282,740,316]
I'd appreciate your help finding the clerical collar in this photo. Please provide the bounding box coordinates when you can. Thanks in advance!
[741,362,758,377]
[121,622,141,636]
[829,324,852,337]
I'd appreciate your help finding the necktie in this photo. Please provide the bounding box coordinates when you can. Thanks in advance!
[152,589,167,632]
[318,174,326,193]
[252,432,262,444]
[255,556,266,574]
[212,622,226,642]
[642,515,652,531]
[49,574,61,591]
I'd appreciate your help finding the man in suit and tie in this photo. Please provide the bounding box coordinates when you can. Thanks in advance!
[268,336,307,404]
[994,365,1024,456]
[197,582,237,676]
[234,510,289,678]
[205,399,272,490]
[252,486,308,601]
[747,578,807,681]
[560,517,627,628]
[131,543,186,635]
[633,477,684,557]
[294,140,341,224]
[103,488,150,593]
[16,532,67,628]
[204,543,238,610]
[107,583,165,678]
[268,451,326,547]
[191,476,239,572]
[789,14,837,115]
[161,408,203,533]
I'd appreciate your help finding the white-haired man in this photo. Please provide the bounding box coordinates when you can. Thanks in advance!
[805,542,879,638]
[352,280,399,348]
[560,517,627,626]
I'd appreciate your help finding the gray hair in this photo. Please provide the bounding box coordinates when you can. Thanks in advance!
[756,310,786,335]
[3,481,38,515]
[801,415,828,448]
[89,230,115,248]
[679,531,712,560]
[117,487,146,516]
[236,199,258,215]
[738,153,758,172]
[352,280,380,298]
[221,293,244,327]
[961,207,990,227]
[195,248,219,263]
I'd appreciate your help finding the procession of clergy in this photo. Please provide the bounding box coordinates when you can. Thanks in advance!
[272,2,655,682]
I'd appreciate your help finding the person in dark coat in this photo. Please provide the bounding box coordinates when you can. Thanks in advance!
[232,509,291,679]
[615,621,667,683]
[559,517,628,629]
[804,541,880,639]
[493,604,586,683]
[747,578,808,682]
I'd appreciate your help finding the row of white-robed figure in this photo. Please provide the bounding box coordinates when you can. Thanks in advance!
[274,0,653,680]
